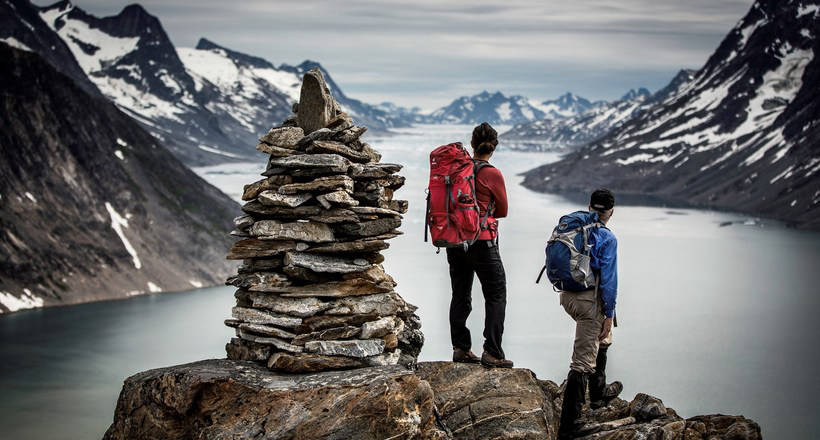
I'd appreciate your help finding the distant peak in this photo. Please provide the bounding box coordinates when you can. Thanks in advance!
[119,3,150,18]
[195,38,222,51]
[43,0,74,12]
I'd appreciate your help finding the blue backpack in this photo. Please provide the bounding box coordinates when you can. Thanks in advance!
[536,211,606,291]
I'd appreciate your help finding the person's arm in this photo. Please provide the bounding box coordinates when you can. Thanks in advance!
[597,234,618,318]
[481,168,508,218]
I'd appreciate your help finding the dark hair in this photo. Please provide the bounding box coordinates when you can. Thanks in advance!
[590,188,615,212]
[471,122,498,155]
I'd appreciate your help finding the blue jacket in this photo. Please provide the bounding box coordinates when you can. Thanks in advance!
[587,213,618,318]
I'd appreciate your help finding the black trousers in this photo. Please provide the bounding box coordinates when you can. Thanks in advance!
[446,240,507,359]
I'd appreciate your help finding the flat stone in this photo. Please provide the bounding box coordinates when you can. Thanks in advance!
[361,316,404,339]
[360,143,382,162]
[316,190,359,209]
[278,175,354,194]
[257,143,299,157]
[250,221,335,243]
[297,313,382,333]
[259,126,304,149]
[350,163,402,179]
[227,239,297,260]
[388,200,409,214]
[349,206,402,217]
[239,323,297,340]
[297,69,335,134]
[306,240,389,254]
[231,307,303,328]
[333,125,368,144]
[226,272,291,292]
[304,339,385,358]
[233,215,254,230]
[324,292,407,316]
[242,201,323,218]
[238,329,302,353]
[266,352,365,373]
[335,217,402,238]
[278,278,394,298]
[307,140,372,163]
[291,326,361,346]
[365,175,406,190]
[238,258,283,273]
[284,252,371,274]
[281,265,339,283]
[258,190,312,208]
[342,265,395,285]
[307,208,359,224]
[225,338,270,362]
[327,113,353,131]
[243,176,293,201]
[267,154,350,173]
[364,349,401,367]
[296,127,334,147]
[240,291,330,318]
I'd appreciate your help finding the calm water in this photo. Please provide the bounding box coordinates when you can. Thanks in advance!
[2,125,819,439]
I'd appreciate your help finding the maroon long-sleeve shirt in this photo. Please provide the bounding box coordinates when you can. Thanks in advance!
[474,161,508,239]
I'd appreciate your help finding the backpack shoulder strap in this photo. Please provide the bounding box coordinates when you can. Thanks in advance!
[473,159,495,176]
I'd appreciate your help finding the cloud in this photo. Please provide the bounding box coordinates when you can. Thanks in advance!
[38,0,755,109]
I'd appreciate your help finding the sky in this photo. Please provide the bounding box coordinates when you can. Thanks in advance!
[42,0,756,110]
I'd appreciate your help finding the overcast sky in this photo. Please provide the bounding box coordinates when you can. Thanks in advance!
[47,0,755,110]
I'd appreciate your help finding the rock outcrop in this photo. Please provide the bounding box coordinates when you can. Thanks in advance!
[224,69,423,373]
[104,360,762,440]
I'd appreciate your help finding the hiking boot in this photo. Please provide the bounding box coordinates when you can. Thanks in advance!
[452,348,481,364]
[590,381,623,410]
[558,370,588,439]
[480,351,514,368]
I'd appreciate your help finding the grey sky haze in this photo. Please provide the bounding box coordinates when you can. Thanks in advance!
[39,0,756,110]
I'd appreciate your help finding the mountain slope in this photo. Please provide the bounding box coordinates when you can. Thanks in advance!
[0,0,99,96]
[533,92,597,119]
[0,43,238,313]
[428,91,546,125]
[502,79,693,150]
[522,0,820,229]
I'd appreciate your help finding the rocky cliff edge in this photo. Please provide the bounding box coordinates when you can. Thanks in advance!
[104,359,761,439]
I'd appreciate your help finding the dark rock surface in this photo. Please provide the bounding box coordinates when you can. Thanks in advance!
[105,360,762,440]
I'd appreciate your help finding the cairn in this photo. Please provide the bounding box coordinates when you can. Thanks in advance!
[223,69,423,373]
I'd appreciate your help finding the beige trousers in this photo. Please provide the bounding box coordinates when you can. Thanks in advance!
[560,289,612,374]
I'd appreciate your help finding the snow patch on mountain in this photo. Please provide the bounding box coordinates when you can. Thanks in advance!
[105,202,141,270]
[0,37,32,52]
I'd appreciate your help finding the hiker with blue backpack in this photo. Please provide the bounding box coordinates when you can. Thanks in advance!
[537,189,624,439]
[424,122,514,368]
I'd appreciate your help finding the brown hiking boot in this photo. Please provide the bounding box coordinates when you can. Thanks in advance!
[480,351,514,368]
[453,348,481,363]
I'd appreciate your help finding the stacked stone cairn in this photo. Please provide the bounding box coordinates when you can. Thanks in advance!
[223,69,424,373]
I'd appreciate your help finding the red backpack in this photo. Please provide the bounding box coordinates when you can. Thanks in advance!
[424,142,495,250]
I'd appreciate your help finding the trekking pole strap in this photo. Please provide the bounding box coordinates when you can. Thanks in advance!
[423,190,430,243]
[535,265,546,284]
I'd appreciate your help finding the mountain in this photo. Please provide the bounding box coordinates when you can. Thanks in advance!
[500,83,683,151]
[0,0,99,96]
[428,91,547,125]
[522,0,820,229]
[533,92,597,120]
[0,43,238,313]
[7,1,413,166]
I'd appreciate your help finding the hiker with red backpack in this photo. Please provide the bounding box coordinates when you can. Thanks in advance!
[536,189,624,439]
[424,122,514,368]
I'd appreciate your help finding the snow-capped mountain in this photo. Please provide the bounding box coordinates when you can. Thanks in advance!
[532,92,598,120]
[0,0,99,96]
[427,91,547,125]
[0,43,237,312]
[7,0,416,165]
[502,76,694,150]
[522,0,820,229]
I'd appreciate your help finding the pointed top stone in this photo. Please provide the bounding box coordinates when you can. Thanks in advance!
[297,68,336,134]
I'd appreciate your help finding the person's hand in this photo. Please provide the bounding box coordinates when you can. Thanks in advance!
[599,317,613,341]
